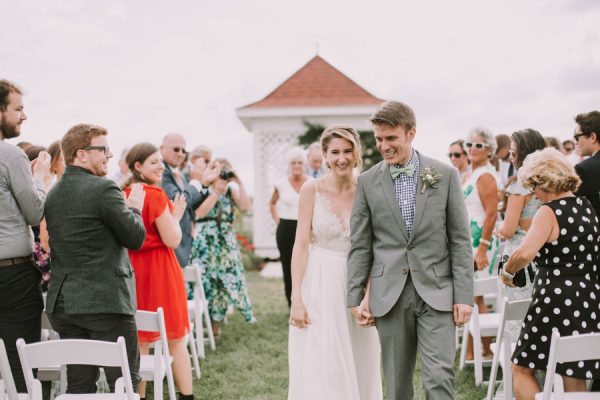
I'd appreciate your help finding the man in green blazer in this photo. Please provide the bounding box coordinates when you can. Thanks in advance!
[45,124,147,393]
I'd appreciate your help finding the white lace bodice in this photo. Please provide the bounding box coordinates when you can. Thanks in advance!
[311,191,350,252]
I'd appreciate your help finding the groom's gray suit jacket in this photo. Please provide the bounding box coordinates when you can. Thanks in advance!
[347,153,473,317]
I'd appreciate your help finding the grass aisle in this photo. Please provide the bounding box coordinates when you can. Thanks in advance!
[194,271,488,400]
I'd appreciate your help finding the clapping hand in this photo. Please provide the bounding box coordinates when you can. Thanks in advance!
[189,158,207,182]
[32,151,51,183]
[289,300,311,329]
[171,193,187,221]
[126,183,146,211]
[201,161,222,187]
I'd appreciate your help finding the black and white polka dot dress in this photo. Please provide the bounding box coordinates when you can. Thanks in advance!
[512,197,600,379]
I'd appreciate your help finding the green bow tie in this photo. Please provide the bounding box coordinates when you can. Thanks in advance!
[390,164,415,179]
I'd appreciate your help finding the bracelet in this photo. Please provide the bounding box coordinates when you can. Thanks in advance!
[480,238,491,247]
[502,267,515,280]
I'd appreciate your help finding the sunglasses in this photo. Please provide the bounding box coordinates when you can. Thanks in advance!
[171,146,187,154]
[81,146,111,155]
[448,152,463,159]
[464,142,490,150]
[573,132,588,143]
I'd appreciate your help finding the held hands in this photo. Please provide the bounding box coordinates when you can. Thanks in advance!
[289,299,311,329]
[453,304,472,327]
[351,297,375,327]
[201,161,222,187]
[171,193,187,221]
[126,183,146,211]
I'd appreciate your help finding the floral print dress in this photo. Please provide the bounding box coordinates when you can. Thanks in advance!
[189,188,255,323]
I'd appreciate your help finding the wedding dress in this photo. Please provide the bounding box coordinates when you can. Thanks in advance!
[288,189,382,400]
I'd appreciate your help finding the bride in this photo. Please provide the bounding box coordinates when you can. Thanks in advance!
[288,125,382,400]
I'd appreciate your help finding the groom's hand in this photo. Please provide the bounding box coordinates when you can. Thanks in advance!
[453,303,472,327]
[351,305,375,327]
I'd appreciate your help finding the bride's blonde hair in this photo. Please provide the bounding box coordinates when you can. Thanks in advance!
[320,124,363,168]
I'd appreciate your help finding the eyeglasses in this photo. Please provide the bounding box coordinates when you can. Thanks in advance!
[81,146,110,155]
[464,142,490,150]
[447,152,463,159]
[573,132,588,143]
[171,147,187,154]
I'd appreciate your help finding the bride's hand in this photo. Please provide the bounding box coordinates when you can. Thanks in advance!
[289,299,311,329]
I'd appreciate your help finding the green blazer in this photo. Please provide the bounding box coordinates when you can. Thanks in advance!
[45,166,146,315]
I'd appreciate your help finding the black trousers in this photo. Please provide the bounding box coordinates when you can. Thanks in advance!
[47,294,140,393]
[276,219,297,307]
[0,261,44,392]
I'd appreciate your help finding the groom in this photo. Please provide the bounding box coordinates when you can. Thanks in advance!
[347,101,473,400]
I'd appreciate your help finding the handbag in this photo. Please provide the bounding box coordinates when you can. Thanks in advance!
[497,255,535,288]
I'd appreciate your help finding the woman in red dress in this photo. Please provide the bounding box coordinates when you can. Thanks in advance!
[124,143,193,400]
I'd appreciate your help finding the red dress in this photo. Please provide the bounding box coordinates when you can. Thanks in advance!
[125,184,189,342]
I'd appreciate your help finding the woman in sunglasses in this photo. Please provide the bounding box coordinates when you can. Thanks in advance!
[448,139,471,184]
[462,128,500,360]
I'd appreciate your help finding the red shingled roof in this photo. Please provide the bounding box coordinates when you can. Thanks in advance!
[241,55,383,108]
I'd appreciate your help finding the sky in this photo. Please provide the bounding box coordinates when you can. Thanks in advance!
[2,0,599,194]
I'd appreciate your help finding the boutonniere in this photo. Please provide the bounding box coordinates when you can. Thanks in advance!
[420,166,442,194]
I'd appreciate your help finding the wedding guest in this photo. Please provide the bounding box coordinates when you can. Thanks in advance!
[501,147,600,400]
[289,125,382,400]
[110,147,131,188]
[270,147,310,307]
[16,141,32,151]
[185,145,212,182]
[189,158,254,336]
[25,145,46,161]
[160,133,219,268]
[0,79,48,392]
[544,136,562,151]
[47,140,66,184]
[495,134,513,189]
[448,139,471,184]
[463,127,499,359]
[497,129,546,337]
[573,111,600,217]
[306,142,326,178]
[562,139,582,165]
[45,123,146,393]
[124,143,194,400]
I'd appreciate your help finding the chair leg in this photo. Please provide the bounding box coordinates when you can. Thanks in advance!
[203,302,216,351]
[154,374,163,400]
[187,333,201,379]
[166,364,177,400]
[195,309,205,359]
[459,323,470,370]
[473,332,483,385]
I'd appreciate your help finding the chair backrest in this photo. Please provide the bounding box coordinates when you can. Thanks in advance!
[17,337,135,400]
[183,266,202,298]
[134,308,171,360]
[0,339,19,400]
[473,276,501,298]
[541,332,600,400]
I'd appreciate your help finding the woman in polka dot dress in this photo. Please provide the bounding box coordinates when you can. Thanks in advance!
[500,148,600,399]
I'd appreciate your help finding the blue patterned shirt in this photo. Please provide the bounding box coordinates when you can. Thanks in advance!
[393,150,420,237]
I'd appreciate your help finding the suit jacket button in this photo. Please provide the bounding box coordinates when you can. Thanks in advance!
[402,268,409,274]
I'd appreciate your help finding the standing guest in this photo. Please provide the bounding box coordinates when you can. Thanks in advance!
[497,129,546,338]
[495,134,513,189]
[45,124,147,393]
[189,158,254,337]
[110,147,131,188]
[562,139,582,165]
[306,142,326,178]
[160,133,219,268]
[47,140,66,185]
[16,141,32,151]
[185,145,212,182]
[124,143,195,400]
[25,145,46,161]
[0,79,49,392]
[544,136,562,151]
[448,139,471,184]
[463,127,499,360]
[573,111,600,217]
[270,147,310,307]
[501,148,600,400]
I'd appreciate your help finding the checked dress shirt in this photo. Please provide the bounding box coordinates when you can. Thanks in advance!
[392,150,420,237]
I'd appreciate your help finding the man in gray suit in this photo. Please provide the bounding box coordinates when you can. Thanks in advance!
[347,101,473,400]
[45,124,147,393]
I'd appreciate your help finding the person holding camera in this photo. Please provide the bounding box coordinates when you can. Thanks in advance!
[189,158,254,337]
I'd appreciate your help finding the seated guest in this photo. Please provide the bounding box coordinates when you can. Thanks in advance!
[45,124,146,393]
[497,129,545,339]
[448,139,471,184]
[573,111,600,217]
[124,143,194,400]
[501,148,600,400]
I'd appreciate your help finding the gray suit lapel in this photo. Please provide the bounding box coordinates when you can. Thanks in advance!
[377,162,409,241]
[411,153,431,241]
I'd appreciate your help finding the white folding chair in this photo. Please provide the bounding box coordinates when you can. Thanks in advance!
[536,332,600,400]
[181,267,203,379]
[0,339,28,400]
[16,336,138,400]
[486,297,532,400]
[134,308,176,400]
[459,276,503,385]
[183,265,216,360]
[38,311,67,398]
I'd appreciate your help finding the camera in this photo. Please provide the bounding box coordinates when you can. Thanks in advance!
[219,169,236,180]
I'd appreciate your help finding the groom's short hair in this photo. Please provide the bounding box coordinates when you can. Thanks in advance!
[370,101,416,131]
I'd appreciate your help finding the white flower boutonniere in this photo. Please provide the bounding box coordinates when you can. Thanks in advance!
[420,166,442,194]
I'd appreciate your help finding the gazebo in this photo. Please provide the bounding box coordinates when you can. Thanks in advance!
[236,55,383,257]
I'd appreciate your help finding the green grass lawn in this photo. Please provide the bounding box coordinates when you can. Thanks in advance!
[192,271,489,400]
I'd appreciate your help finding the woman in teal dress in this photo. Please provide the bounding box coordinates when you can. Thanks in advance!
[189,159,254,336]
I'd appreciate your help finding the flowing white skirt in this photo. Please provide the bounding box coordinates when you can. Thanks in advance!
[288,245,382,400]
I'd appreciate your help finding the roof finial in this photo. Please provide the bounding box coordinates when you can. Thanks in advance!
[315,42,320,56]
